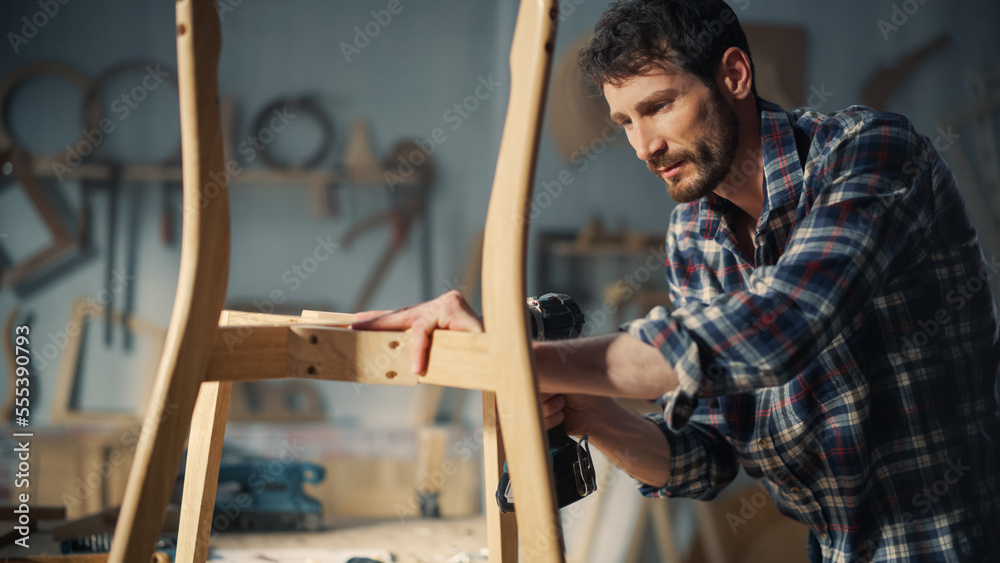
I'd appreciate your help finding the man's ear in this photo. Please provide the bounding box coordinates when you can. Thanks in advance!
[717,46,754,101]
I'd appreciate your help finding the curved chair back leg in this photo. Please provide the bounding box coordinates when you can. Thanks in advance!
[108,0,230,561]
[480,0,562,561]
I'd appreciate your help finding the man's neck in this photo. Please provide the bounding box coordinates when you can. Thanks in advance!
[714,99,765,223]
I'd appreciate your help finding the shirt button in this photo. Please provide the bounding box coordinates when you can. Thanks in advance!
[757,438,768,449]
[818,531,829,540]
[789,486,802,495]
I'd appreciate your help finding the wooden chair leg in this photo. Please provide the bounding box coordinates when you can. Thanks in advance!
[493,387,564,562]
[650,499,681,562]
[175,381,232,563]
[483,391,518,562]
[108,369,204,563]
[694,500,728,563]
[111,0,230,559]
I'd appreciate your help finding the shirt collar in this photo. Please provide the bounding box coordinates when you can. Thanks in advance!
[694,98,806,240]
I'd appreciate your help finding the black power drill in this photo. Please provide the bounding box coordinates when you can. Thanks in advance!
[496,293,597,513]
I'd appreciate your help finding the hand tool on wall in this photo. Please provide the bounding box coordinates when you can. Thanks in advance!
[0,147,82,296]
[104,164,121,345]
[497,293,596,513]
[122,186,141,350]
[81,60,181,346]
[385,141,437,302]
[252,96,333,171]
[0,64,89,295]
[340,141,435,311]
[251,96,336,219]
[343,119,383,184]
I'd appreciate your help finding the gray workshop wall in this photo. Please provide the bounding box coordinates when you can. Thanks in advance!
[1,0,999,432]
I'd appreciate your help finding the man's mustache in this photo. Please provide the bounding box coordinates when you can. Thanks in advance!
[647,150,695,172]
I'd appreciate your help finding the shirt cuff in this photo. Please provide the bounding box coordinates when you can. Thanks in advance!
[621,306,703,432]
[635,413,718,499]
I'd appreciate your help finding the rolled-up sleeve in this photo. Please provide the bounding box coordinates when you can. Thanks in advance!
[637,404,740,500]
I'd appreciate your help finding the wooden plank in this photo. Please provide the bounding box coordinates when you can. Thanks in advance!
[483,391,518,562]
[301,309,356,324]
[414,426,450,510]
[175,380,232,563]
[108,0,231,561]
[479,0,562,561]
[206,326,495,391]
[221,309,350,327]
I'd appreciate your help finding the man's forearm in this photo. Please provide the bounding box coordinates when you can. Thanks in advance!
[533,333,678,399]
[576,396,673,489]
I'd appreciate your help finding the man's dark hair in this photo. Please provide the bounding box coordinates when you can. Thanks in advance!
[580,0,756,97]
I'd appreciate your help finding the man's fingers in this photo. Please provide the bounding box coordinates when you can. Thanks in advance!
[350,291,484,374]
[544,410,565,430]
[410,318,431,375]
[350,310,394,326]
[541,394,565,417]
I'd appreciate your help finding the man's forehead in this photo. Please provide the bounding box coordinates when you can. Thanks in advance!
[602,65,693,103]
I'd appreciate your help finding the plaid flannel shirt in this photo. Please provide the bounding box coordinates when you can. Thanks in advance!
[623,100,1000,562]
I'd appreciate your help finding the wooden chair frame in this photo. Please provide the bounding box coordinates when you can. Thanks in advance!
[108,0,563,562]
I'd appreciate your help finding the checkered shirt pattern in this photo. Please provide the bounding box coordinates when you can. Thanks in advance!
[623,100,1000,562]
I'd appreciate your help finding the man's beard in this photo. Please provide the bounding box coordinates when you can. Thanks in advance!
[646,88,740,203]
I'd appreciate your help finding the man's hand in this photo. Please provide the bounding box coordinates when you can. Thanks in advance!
[350,290,483,375]
[541,392,619,436]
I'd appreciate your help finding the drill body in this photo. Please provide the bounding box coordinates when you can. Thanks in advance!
[496,293,597,513]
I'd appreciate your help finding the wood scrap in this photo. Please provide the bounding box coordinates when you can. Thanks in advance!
[343,120,383,184]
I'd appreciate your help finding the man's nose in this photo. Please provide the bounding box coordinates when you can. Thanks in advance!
[633,123,666,162]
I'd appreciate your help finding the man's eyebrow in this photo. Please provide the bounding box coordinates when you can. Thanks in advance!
[609,88,680,122]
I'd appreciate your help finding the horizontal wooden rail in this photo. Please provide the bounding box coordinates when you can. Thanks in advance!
[207,325,495,391]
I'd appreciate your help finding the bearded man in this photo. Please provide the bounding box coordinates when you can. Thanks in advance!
[355,1,1000,560]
